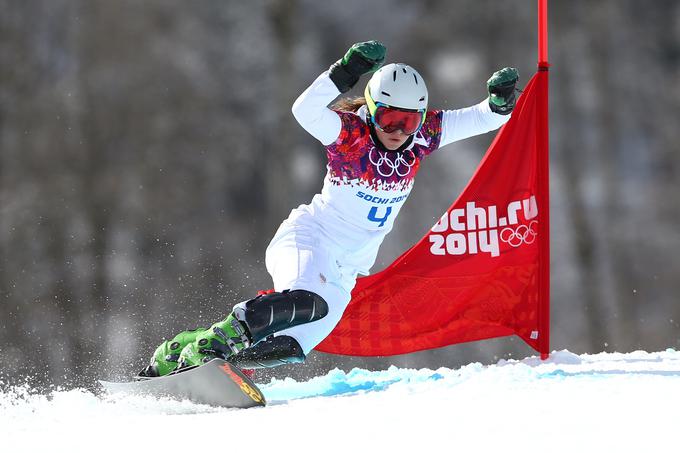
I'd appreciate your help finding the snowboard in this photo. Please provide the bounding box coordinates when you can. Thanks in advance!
[99,358,266,409]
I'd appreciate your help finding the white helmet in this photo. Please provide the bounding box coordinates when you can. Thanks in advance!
[364,63,428,113]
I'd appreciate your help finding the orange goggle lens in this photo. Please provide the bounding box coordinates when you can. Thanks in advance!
[373,105,425,135]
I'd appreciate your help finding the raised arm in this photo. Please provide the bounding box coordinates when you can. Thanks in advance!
[292,40,386,146]
[291,72,343,146]
[439,67,519,148]
[439,100,510,147]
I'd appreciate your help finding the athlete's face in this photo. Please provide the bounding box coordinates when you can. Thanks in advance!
[375,127,410,151]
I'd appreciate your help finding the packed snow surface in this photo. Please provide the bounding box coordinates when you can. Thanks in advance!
[3,349,680,452]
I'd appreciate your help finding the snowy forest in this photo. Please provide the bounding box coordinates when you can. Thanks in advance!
[1,0,679,387]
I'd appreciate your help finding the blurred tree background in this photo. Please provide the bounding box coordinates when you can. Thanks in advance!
[1,0,679,387]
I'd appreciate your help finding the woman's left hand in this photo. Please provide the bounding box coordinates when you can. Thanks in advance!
[487,67,519,115]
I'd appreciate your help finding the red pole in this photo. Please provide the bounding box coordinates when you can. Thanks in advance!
[537,0,551,360]
[538,0,549,68]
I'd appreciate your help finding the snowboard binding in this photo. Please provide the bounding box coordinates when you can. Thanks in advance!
[140,289,327,377]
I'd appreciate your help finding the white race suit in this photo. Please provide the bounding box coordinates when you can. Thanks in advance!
[261,71,510,354]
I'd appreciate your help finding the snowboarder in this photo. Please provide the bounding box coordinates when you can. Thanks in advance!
[141,40,518,377]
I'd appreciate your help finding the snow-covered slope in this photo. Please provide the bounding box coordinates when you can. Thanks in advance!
[3,350,679,452]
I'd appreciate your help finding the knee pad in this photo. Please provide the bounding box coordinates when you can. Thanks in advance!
[234,289,328,344]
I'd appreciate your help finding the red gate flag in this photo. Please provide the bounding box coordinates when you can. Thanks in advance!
[317,70,550,358]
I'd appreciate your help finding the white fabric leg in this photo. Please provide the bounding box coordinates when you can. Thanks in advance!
[261,219,356,354]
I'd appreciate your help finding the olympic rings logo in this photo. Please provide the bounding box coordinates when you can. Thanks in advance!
[500,220,538,247]
[368,148,416,178]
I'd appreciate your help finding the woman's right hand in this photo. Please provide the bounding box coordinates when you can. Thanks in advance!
[329,40,386,93]
[341,41,386,74]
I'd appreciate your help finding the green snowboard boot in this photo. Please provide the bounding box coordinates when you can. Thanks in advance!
[140,329,207,377]
[177,314,251,369]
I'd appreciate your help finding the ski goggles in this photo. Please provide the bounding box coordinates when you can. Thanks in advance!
[364,84,427,135]
[369,102,426,135]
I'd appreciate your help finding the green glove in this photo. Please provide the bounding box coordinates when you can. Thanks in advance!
[340,40,386,72]
[487,67,519,115]
[329,40,387,93]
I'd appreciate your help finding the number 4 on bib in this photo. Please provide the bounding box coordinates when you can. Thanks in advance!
[368,206,392,227]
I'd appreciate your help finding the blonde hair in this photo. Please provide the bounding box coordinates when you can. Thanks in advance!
[332,96,367,113]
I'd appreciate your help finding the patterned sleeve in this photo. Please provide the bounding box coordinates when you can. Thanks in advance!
[325,111,370,159]
[417,110,444,158]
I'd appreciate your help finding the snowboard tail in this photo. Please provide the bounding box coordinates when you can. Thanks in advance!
[100,359,266,409]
